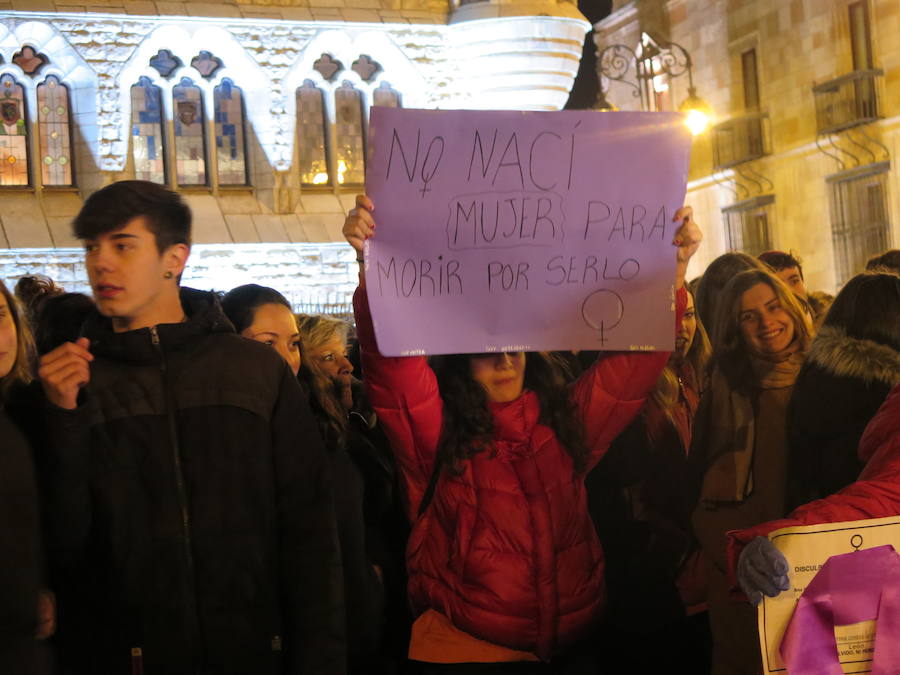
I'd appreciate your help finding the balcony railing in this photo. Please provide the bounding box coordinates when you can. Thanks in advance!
[813,69,883,135]
[712,111,768,170]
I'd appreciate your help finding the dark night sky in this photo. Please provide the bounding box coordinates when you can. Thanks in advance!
[564,0,613,109]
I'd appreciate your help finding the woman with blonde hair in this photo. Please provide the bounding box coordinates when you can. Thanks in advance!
[296,313,401,674]
[690,269,813,675]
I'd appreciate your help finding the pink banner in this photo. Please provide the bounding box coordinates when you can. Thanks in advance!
[780,545,900,674]
[364,108,691,356]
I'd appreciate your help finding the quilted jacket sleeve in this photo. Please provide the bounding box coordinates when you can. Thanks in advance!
[353,287,444,522]
[573,286,688,472]
[725,383,900,592]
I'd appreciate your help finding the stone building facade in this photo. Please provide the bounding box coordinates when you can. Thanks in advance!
[0,0,589,302]
[595,0,899,292]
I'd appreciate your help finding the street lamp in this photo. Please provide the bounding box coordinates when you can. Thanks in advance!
[595,34,712,135]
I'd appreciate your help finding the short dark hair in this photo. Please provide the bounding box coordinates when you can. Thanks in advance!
[220,284,292,333]
[865,249,900,274]
[758,250,804,278]
[74,180,192,253]
[33,292,95,355]
[821,272,900,353]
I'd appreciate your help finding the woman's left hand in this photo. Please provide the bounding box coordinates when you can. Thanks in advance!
[673,206,703,264]
[672,206,703,289]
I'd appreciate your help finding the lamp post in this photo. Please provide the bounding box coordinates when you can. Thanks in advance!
[595,35,712,135]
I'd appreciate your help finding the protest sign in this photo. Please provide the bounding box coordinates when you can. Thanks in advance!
[364,107,692,356]
[758,515,900,673]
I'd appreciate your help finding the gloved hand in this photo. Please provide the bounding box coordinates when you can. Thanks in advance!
[737,536,790,606]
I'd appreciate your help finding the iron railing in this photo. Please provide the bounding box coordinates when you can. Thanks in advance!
[712,111,768,170]
[813,69,882,135]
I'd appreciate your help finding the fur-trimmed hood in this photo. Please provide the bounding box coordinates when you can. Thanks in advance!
[806,325,900,387]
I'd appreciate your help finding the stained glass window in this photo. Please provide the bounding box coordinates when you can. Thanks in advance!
[191,51,223,79]
[296,81,329,186]
[313,54,342,82]
[334,82,365,185]
[213,78,247,185]
[131,76,166,183]
[12,46,47,76]
[351,55,381,83]
[36,75,73,186]
[173,78,207,186]
[150,49,181,78]
[372,81,401,108]
[0,74,29,186]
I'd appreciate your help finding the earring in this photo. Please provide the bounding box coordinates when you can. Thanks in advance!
[164,271,174,279]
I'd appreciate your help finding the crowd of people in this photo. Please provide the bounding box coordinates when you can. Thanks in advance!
[1,179,899,675]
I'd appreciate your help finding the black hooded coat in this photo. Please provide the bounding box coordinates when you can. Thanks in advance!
[38,288,346,675]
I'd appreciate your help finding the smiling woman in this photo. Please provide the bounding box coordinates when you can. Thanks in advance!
[690,268,813,675]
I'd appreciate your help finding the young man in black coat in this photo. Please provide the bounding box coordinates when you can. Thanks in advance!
[37,181,346,674]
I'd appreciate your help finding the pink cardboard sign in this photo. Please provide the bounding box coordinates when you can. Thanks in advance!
[364,107,691,356]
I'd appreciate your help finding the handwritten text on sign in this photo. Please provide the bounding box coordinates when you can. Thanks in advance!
[364,108,691,356]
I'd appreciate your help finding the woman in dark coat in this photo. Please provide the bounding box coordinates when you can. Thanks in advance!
[785,272,900,511]
[295,314,392,674]
[587,288,711,671]
[0,280,44,673]
[690,269,813,675]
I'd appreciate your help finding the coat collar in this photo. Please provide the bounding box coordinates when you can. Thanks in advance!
[83,287,234,363]
[488,390,540,445]
[806,325,900,388]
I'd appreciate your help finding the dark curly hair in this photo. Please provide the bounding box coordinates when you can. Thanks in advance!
[429,351,588,473]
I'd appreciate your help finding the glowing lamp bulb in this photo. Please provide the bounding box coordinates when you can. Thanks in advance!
[685,108,710,136]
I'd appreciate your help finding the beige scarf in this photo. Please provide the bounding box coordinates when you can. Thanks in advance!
[699,342,805,503]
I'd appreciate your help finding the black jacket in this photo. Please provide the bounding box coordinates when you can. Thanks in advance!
[0,405,41,674]
[787,325,900,511]
[39,288,346,675]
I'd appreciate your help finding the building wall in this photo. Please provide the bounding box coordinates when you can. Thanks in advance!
[0,0,589,304]
[595,0,900,293]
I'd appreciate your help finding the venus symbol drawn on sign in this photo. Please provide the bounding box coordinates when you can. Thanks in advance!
[581,289,624,346]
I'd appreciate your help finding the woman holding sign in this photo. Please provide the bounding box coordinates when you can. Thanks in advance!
[343,195,701,673]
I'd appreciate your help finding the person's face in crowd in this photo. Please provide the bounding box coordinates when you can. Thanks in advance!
[675,292,697,361]
[739,282,795,355]
[242,303,301,376]
[470,351,526,403]
[775,266,807,300]
[310,336,354,388]
[0,294,17,379]
[84,216,186,332]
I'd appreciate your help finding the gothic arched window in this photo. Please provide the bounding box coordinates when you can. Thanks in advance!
[372,81,401,108]
[295,55,402,187]
[172,77,207,186]
[213,78,247,185]
[36,75,74,186]
[0,74,29,186]
[296,80,329,186]
[334,81,364,185]
[130,76,166,183]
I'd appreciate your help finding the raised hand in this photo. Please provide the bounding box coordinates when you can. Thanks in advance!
[343,194,375,257]
[673,205,703,264]
[37,337,92,410]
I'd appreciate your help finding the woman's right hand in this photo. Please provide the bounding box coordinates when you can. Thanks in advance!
[342,194,375,256]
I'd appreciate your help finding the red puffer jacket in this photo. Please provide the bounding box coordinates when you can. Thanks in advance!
[354,286,686,660]
[727,383,900,580]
